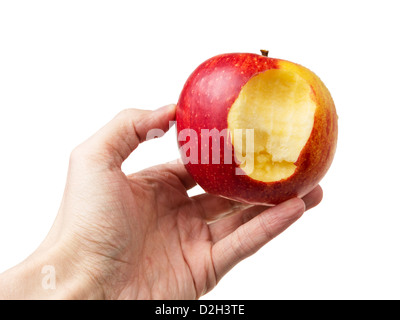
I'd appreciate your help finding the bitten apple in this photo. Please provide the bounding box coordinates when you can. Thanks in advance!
[176,51,338,205]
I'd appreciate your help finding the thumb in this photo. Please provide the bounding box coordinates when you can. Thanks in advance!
[76,104,176,167]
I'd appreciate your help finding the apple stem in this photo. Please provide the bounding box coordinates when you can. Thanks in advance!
[260,50,269,57]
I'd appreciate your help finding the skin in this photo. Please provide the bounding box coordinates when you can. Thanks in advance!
[0,104,323,299]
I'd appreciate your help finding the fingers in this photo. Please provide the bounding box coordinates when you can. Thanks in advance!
[209,185,323,242]
[211,198,305,282]
[208,205,268,243]
[141,160,198,191]
[302,185,323,210]
[75,104,176,167]
[191,193,253,222]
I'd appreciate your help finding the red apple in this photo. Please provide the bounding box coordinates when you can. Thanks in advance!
[176,51,338,205]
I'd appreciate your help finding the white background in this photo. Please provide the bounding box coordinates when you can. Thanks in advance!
[0,0,399,300]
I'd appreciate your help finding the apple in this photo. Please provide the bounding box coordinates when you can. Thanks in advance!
[176,51,338,205]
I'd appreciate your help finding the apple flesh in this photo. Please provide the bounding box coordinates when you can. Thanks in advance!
[176,52,338,205]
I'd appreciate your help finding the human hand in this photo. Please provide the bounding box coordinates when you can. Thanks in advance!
[0,104,322,300]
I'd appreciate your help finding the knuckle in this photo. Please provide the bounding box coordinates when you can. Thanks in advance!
[69,143,95,166]
[257,214,275,241]
[114,108,143,122]
[232,227,256,260]
[230,232,245,260]
[115,108,134,119]
[69,144,85,162]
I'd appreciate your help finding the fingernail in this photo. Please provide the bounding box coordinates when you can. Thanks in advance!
[302,185,323,211]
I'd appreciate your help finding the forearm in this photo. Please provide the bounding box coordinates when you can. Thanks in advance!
[0,244,104,300]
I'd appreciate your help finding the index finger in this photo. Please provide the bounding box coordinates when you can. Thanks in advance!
[78,104,176,167]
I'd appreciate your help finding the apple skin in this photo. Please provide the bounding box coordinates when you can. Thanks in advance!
[176,53,338,205]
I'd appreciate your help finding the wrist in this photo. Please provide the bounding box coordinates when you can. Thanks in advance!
[0,241,105,300]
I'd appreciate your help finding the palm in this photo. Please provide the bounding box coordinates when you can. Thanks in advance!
[105,165,224,299]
